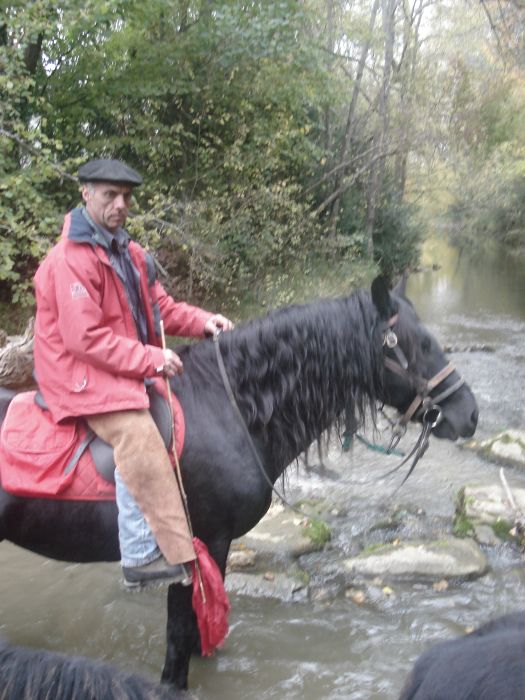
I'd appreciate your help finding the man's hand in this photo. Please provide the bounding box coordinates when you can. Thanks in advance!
[161,348,183,377]
[204,313,234,336]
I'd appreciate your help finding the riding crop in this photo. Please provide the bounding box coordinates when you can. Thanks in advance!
[160,321,230,656]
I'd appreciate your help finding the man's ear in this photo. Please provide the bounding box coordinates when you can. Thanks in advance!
[81,184,90,204]
[371,275,397,320]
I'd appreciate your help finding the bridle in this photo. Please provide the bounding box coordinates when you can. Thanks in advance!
[379,313,465,487]
[214,309,467,498]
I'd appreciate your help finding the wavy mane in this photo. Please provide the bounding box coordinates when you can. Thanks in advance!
[0,639,178,700]
[217,290,384,461]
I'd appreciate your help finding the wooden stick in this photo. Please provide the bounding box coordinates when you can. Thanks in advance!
[500,467,517,512]
[160,321,206,603]
[499,466,525,540]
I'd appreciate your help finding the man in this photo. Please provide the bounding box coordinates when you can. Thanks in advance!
[33,158,233,586]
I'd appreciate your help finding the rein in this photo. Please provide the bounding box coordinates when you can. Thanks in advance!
[213,332,303,515]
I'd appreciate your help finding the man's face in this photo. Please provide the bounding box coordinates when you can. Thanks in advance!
[82,182,133,233]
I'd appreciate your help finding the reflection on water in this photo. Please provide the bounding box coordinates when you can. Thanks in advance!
[1,240,525,699]
[409,239,525,323]
[408,239,525,439]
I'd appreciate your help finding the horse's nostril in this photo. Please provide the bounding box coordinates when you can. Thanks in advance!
[471,408,479,427]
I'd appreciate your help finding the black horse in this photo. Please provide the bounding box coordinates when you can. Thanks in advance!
[398,611,525,699]
[0,277,478,689]
[0,638,182,700]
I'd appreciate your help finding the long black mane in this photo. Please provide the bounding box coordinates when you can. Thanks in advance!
[217,289,385,461]
[0,639,179,700]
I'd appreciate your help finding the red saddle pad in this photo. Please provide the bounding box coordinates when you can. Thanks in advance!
[0,384,185,501]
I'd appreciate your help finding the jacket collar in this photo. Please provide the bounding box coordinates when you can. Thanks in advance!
[66,207,129,250]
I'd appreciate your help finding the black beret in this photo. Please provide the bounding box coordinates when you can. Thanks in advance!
[78,159,143,186]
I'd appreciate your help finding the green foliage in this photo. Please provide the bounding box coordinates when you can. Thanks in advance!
[491,518,513,541]
[453,511,475,538]
[305,517,331,547]
[1,0,333,305]
[333,186,421,277]
[1,0,427,309]
[0,1,85,303]
[434,27,525,258]
[447,143,525,257]
[373,197,422,277]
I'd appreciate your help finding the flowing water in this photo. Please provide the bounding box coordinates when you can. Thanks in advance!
[1,239,525,698]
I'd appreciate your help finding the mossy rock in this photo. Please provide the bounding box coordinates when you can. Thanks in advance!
[343,538,487,580]
[469,430,525,469]
[455,484,525,544]
[305,517,331,547]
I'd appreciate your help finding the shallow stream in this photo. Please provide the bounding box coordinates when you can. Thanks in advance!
[1,240,525,698]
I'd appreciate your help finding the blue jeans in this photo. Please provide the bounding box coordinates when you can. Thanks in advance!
[115,468,161,568]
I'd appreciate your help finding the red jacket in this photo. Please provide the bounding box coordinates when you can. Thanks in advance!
[33,208,213,422]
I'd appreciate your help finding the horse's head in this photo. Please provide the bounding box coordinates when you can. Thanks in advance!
[371,275,478,441]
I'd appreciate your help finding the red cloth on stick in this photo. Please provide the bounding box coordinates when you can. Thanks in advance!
[191,537,230,656]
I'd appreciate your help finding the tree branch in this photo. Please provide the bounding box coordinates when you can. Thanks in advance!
[314,147,400,215]
[0,128,78,182]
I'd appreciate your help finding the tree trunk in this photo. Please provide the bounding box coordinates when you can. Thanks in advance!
[364,0,396,258]
[393,0,424,201]
[328,0,380,240]
[0,318,36,390]
[24,33,44,75]
[323,0,336,154]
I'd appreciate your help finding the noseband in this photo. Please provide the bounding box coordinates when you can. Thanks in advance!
[380,314,465,487]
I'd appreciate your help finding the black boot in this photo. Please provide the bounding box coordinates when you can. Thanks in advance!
[122,556,192,587]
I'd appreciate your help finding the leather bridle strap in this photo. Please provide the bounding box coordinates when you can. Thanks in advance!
[381,360,464,488]
[384,357,459,426]
[383,314,408,369]
[383,356,466,463]
[382,311,465,425]
[430,374,465,405]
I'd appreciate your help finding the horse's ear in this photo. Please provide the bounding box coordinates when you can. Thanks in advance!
[371,275,397,320]
[393,270,409,297]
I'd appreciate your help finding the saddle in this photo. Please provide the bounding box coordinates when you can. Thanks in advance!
[33,381,174,484]
[0,379,185,501]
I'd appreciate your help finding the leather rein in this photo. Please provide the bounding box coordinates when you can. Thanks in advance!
[213,331,304,514]
[380,313,465,487]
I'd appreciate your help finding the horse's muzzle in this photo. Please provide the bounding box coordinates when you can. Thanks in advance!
[433,404,478,440]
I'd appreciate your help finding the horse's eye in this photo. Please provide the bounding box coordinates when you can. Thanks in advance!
[421,337,432,353]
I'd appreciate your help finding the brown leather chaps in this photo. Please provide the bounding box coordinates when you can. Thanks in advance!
[87,409,195,565]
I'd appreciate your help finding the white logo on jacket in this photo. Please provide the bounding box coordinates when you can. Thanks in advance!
[70,282,89,299]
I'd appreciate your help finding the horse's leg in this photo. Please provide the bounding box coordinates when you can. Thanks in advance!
[161,583,196,690]
[161,536,231,689]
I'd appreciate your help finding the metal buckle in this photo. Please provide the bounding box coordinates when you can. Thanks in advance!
[423,405,442,428]
[387,423,407,453]
[384,329,398,348]
[383,330,409,370]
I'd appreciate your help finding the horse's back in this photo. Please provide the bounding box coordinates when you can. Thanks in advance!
[399,612,525,699]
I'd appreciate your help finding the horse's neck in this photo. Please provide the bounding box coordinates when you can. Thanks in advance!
[225,293,381,468]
